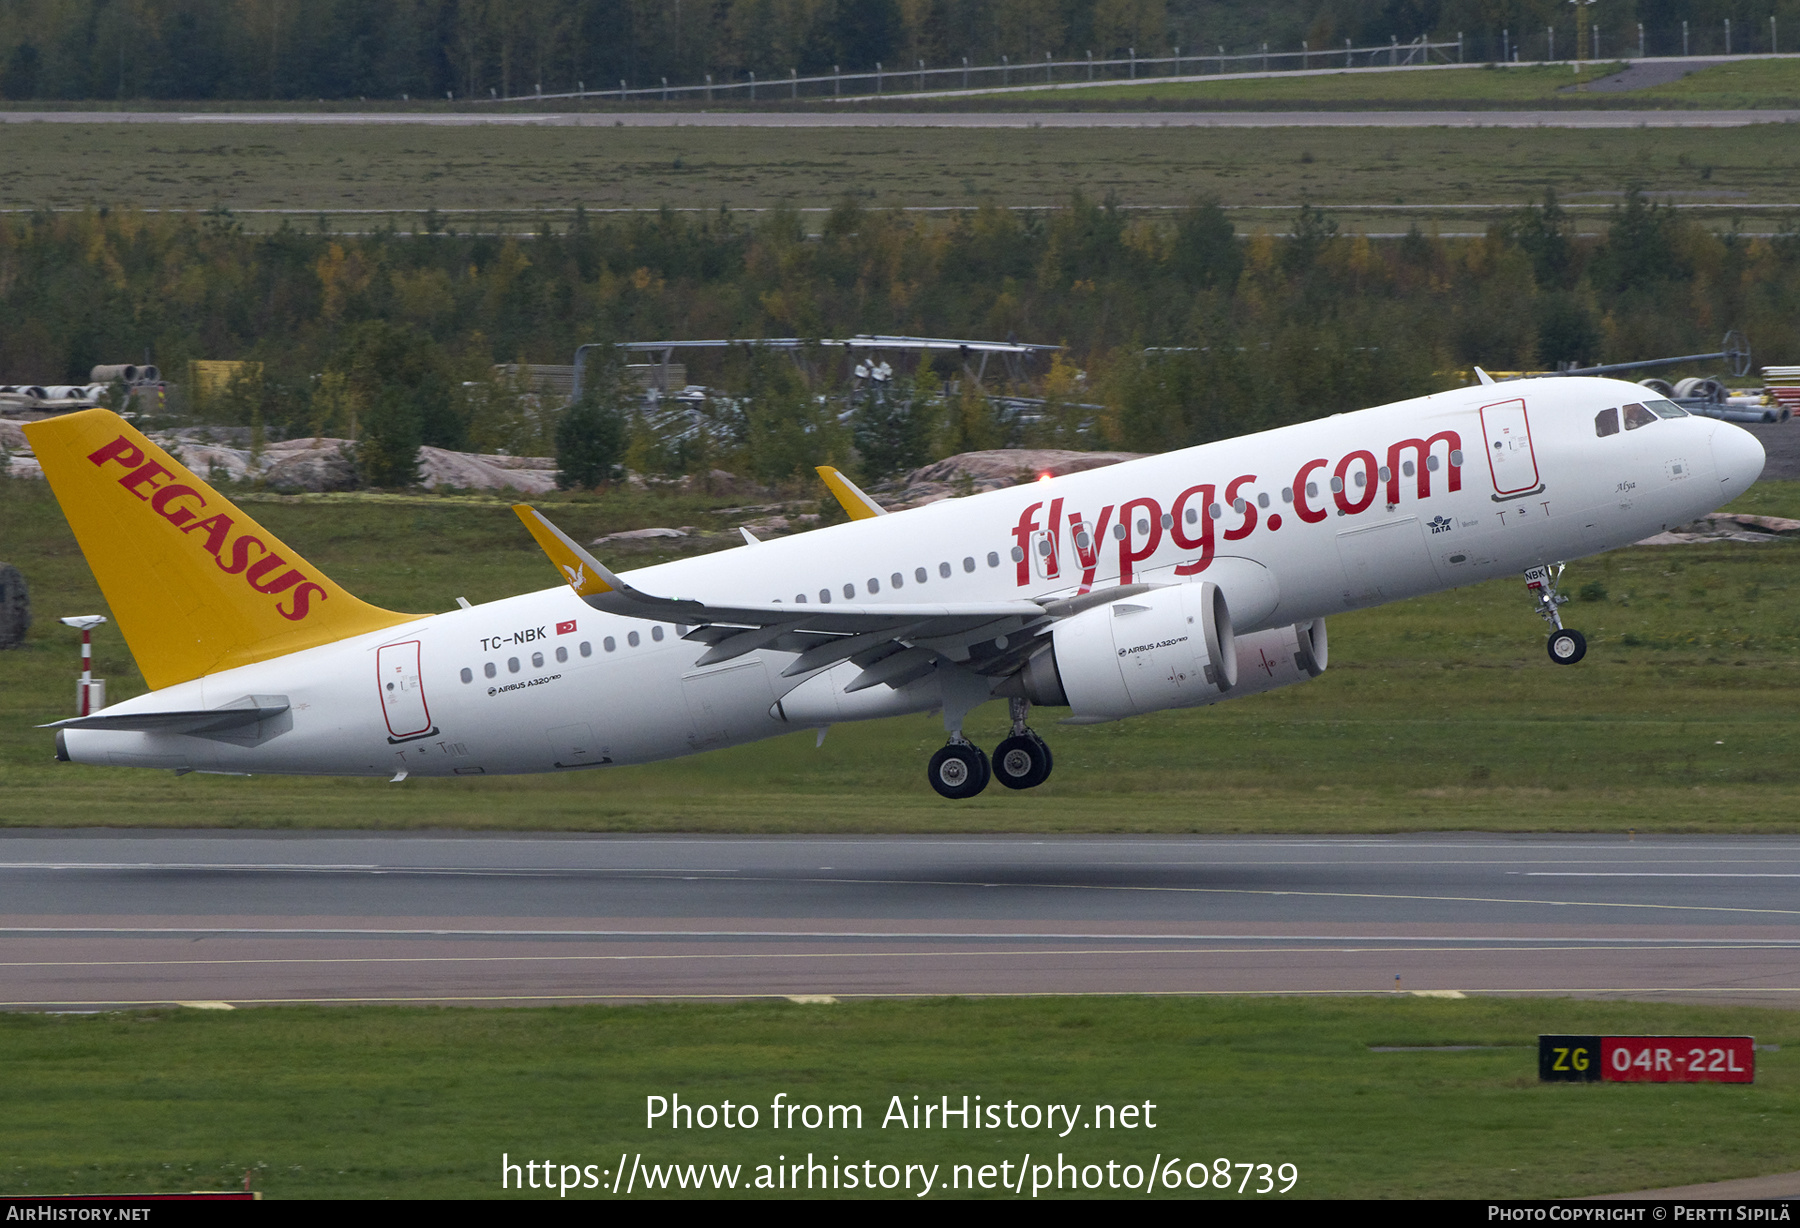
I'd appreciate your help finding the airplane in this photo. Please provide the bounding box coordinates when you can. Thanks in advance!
[23,378,1765,799]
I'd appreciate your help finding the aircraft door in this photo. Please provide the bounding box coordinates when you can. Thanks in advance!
[683,659,777,749]
[1480,399,1542,496]
[548,722,610,769]
[1335,518,1443,606]
[376,640,434,740]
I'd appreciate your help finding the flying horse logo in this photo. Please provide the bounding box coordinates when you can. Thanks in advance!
[562,563,586,590]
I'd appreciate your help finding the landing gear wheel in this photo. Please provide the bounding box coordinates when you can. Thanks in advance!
[1547,628,1587,665]
[993,733,1053,790]
[927,742,991,799]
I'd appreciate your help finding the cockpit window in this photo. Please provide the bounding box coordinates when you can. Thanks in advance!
[1595,407,1619,438]
[1623,402,1658,431]
[1647,398,1689,419]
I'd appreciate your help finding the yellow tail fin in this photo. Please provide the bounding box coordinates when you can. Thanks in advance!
[24,409,421,690]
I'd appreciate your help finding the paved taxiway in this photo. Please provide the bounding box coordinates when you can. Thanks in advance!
[2,833,1796,1009]
[1,110,1796,128]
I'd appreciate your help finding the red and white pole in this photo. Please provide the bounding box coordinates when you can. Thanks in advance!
[78,628,93,715]
[60,615,107,717]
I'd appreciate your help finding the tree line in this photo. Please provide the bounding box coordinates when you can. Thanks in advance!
[1,190,1793,487]
[1,1,1784,103]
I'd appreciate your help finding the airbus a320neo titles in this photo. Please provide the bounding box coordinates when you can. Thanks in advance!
[25,376,1765,798]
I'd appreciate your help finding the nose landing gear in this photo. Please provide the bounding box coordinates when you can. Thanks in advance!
[1526,563,1587,665]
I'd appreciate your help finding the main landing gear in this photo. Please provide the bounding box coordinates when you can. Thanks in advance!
[994,698,1054,791]
[1525,563,1587,666]
[926,697,1055,800]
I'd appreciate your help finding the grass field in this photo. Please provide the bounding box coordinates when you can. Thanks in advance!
[0,996,1793,1199]
[985,61,1633,106]
[974,57,1800,109]
[6,473,1800,833]
[2,120,1797,235]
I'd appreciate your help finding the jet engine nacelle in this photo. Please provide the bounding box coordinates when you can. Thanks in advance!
[1007,583,1328,722]
[1221,617,1328,703]
[1008,582,1236,723]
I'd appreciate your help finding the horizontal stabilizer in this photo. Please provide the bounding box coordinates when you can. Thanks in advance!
[43,701,289,735]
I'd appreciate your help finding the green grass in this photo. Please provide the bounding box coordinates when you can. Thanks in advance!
[0,996,1794,1199]
[2,121,1798,235]
[945,56,1800,110]
[1639,56,1800,107]
[990,62,1630,106]
[7,474,1800,833]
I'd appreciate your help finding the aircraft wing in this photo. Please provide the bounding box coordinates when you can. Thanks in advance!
[512,504,1137,686]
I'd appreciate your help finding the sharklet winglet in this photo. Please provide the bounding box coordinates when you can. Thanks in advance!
[511,504,626,599]
[816,466,887,520]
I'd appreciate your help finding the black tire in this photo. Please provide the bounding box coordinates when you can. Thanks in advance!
[1547,628,1587,665]
[993,734,1052,790]
[928,743,990,799]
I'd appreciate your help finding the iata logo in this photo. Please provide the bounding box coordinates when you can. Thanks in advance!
[86,435,327,621]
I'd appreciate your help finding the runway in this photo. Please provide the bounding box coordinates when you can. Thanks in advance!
[1,110,1797,128]
[2,833,1797,1009]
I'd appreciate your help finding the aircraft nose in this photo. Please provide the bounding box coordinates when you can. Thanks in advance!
[1711,421,1766,495]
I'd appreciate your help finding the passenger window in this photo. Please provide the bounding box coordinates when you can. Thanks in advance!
[819,589,832,604]
[531,651,544,668]
[891,572,904,589]
[652,626,664,642]
[580,641,592,657]
[795,593,807,603]
[987,551,1000,568]
[962,557,975,572]
[508,657,520,673]
[627,631,640,647]
[555,646,568,664]
[460,667,473,684]
[938,562,951,578]
[1623,402,1657,431]
[867,578,880,593]
[843,583,855,599]
[1595,407,1619,437]
[915,567,928,583]
[603,637,615,652]
[484,662,497,678]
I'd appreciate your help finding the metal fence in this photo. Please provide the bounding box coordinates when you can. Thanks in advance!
[482,36,1464,105]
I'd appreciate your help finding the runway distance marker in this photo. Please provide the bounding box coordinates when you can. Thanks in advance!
[1539,1035,1754,1083]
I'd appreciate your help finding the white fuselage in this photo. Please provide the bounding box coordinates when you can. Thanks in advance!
[62,378,1763,778]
